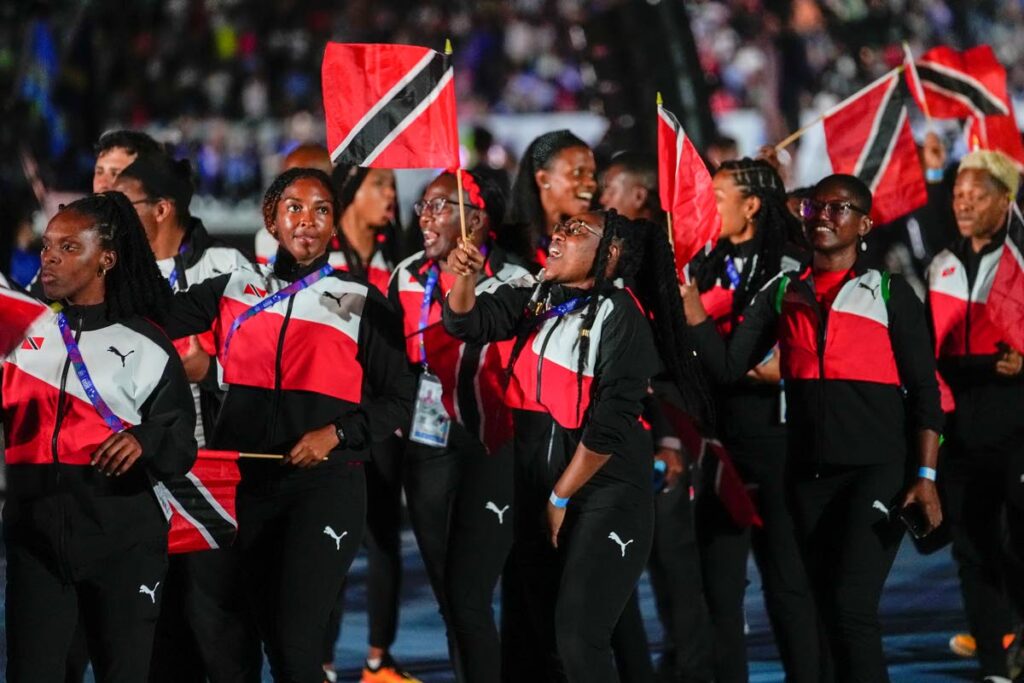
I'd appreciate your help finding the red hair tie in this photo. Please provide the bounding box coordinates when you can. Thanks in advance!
[446,168,486,212]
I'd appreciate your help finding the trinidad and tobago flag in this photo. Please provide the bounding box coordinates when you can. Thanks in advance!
[822,69,927,225]
[911,46,1024,166]
[657,98,721,275]
[155,449,241,554]
[988,205,1024,354]
[0,287,48,356]
[322,43,460,169]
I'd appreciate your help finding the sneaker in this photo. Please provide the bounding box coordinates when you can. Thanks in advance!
[948,632,1017,658]
[361,654,423,683]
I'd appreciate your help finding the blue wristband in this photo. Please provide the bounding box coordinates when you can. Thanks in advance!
[925,168,944,183]
[549,491,570,508]
[918,466,937,481]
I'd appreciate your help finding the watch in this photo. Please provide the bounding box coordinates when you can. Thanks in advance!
[334,424,346,448]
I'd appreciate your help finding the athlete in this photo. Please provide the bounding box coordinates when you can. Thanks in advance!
[445,209,712,682]
[682,174,944,683]
[2,193,196,682]
[926,149,1024,682]
[389,168,531,681]
[689,158,819,682]
[161,168,415,683]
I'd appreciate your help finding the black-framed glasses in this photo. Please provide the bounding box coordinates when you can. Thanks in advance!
[413,197,482,217]
[552,218,602,238]
[799,198,868,221]
[131,197,161,207]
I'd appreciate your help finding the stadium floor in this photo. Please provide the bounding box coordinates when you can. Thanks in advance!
[0,529,985,682]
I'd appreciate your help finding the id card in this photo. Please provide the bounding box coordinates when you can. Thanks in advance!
[410,372,450,448]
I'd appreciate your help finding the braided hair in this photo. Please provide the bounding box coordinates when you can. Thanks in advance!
[696,158,797,321]
[508,130,589,256]
[331,164,401,278]
[59,192,172,322]
[262,168,341,275]
[505,210,714,428]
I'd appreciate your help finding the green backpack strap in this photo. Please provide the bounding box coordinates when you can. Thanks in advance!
[774,274,791,315]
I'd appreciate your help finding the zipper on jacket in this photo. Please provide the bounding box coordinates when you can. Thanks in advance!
[267,295,297,446]
[535,317,563,404]
[50,315,81,583]
[811,283,828,478]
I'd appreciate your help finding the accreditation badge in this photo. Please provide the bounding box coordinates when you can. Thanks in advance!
[410,372,450,448]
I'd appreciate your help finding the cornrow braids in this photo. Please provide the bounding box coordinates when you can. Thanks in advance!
[59,192,172,323]
[697,158,796,322]
[509,130,589,248]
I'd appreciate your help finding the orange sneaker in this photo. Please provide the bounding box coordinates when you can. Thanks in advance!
[361,655,423,683]
[948,632,1016,658]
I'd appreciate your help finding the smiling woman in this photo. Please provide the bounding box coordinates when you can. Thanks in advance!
[158,168,416,681]
[2,192,196,681]
[681,174,945,683]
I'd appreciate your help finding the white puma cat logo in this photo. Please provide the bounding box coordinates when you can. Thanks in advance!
[139,582,160,604]
[485,501,510,525]
[323,526,348,550]
[872,500,890,517]
[608,532,634,558]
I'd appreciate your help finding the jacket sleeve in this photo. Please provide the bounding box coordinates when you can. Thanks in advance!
[335,288,416,449]
[690,282,780,384]
[581,297,660,455]
[888,275,944,433]
[130,342,198,481]
[442,283,533,344]
[162,273,232,340]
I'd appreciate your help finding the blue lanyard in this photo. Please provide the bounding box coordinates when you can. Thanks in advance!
[55,312,127,434]
[222,264,333,359]
[536,295,590,323]
[167,243,188,291]
[417,265,440,370]
[724,256,742,289]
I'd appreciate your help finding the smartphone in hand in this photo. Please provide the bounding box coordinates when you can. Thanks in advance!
[897,502,931,539]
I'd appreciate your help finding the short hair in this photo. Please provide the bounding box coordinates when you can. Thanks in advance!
[118,156,195,222]
[94,130,163,159]
[814,174,873,214]
[958,149,1020,201]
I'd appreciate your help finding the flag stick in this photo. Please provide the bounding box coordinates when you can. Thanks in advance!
[444,37,469,245]
[666,210,673,249]
[774,65,906,151]
[239,452,284,460]
[903,41,932,125]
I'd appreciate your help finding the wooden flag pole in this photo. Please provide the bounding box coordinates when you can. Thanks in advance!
[238,452,284,460]
[444,38,469,245]
[774,65,906,152]
[903,41,932,125]
[656,91,674,250]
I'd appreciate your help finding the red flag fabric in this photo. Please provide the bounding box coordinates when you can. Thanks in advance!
[966,111,1024,167]
[322,43,459,169]
[658,399,762,528]
[158,449,241,554]
[912,46,1024,166]
[0,288,48,356]
[823,69,927,224]
[657,104,721,273]
[988,207,1024,353]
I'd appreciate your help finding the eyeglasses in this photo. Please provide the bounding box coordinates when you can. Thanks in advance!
[799,198,868,221]
[131,197,160,206]
[413,197,482,217]
[552,218,602,238]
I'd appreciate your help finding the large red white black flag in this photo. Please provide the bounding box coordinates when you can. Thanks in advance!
[823,69,927,224]
[322,43,460,169]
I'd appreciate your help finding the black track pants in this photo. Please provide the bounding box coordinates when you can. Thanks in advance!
[323,436,404,661]
[149,548,261,683]
[697,434,820,683]
[238,465,366,683]
[404,437,513,683]
[944,442,1024,678]
[6,535,167,683]
[555,500,655,683]
[648,481,713,682]
[789,460,905,683]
